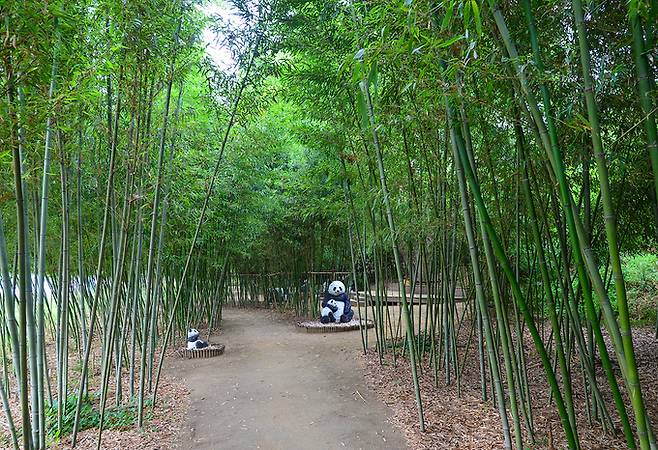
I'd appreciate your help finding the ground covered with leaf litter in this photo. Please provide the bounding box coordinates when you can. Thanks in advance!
[363,326,658,450]
[52,374,190,450]
[1,341,192,450]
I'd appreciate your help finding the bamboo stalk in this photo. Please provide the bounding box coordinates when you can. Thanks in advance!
[72,66,125,446]
[572,1,650,445]
[137,7,183,426]
[359,75,425,431]
[445,82,578,447]
[7,53,33,450]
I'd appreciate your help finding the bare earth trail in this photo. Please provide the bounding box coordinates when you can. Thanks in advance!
[166,308,407,450]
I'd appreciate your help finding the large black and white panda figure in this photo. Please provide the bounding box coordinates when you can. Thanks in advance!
[320,280,354,324]
[187,328,209,350]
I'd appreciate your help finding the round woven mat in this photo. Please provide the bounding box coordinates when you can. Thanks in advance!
[176,344,225,359]
[296,318,375,333]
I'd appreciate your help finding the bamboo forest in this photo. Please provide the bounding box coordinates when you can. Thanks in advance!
[1,0,658,448]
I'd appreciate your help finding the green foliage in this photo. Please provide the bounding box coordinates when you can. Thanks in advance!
[164,88,350,272]
[593,253,658,324]
[623,253,658,287]
[45,396,96,440]
[623,253,658,324]
[386,332,434,355]
[45,396,153,441]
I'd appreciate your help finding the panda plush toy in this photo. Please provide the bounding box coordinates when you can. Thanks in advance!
[187,328,209,350]
[320,298,344,323]
[320,280,353,324]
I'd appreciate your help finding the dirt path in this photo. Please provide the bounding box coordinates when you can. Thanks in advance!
[166,308,406,450]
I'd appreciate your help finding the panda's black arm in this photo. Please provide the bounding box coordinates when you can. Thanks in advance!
[339,293,352,313]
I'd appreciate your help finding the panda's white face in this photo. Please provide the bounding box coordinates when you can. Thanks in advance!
[328,281,345,296]
[188,328,200,340]
[327,299,338,307]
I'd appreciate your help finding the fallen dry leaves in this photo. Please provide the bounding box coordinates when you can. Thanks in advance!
[51,374,190,450]
[362,326,658,450]
[1,340,192,450]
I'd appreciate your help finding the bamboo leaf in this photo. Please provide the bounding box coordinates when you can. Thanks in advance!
[442,2,454,29]
[471,0,482,35]
[356,85,370,131]
[438,35,462,48]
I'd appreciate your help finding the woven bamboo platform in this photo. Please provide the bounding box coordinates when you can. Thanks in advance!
[296,318,375,333]
[176,344,225,359]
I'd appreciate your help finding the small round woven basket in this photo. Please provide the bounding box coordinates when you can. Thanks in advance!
[176,344,225,359]
[296,318,375,333]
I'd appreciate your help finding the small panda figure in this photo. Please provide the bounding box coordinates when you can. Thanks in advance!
[187,328,209,350]
[320,298,344,323]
